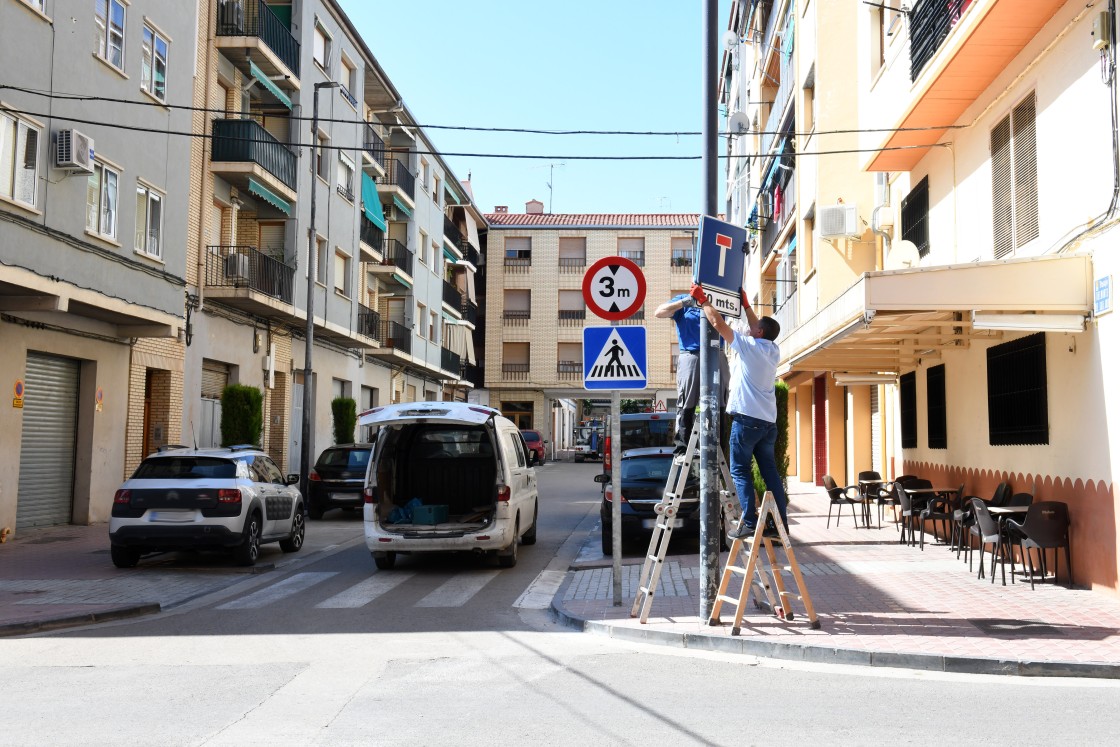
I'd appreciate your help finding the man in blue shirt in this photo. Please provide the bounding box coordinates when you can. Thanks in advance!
[691,283,784,539]
[654,293,729,453]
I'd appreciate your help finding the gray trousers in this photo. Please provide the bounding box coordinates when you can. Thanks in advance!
[676,350,730,447]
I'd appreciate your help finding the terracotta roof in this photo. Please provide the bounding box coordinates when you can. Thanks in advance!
[483,213,713,227]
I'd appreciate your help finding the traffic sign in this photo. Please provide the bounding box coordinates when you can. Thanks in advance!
[694,215,747,316]
[582,256,646,321]
[583,327,647,390]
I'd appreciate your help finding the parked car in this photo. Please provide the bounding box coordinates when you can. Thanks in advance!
[601,410,676,489]
[520,429,547,465]
[359,402,539,570]
[308,443,374,519]
[108,445,305,568]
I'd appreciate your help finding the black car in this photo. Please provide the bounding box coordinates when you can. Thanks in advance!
[308,444,373,519]
[596,447,701,554]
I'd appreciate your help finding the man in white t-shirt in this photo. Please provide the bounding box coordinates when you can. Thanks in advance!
[690,283,785,539]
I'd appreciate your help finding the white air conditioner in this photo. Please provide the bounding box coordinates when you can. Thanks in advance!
[56,129,95,173]
[818,204,860,239]
[225,253,250,279]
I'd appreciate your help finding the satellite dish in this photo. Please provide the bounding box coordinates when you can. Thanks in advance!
[885,240,920,270]
[722,30,740,50]
[728,111,751,134]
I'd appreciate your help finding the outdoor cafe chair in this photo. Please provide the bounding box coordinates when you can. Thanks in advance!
[918,483,962,551]
[857,470,885,528]
[968,498,1010,585]
[894,480,929,547]
[953,481,1010,560]
[999,492,1035,581]
[823,474,861,528]
[1004,501,1072,590]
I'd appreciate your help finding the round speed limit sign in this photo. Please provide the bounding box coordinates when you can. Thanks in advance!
[581,256,646,321]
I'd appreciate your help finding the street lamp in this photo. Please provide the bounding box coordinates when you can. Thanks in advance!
[300,80,340,507]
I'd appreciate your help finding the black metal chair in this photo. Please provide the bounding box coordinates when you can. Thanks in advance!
[953,481,1010,560]
[1005,501,1072,589]
[857,470,884,528]
[822,474,861,528]
[894,479,930,546]
[918,483,962,551]
[969,498,1010,585]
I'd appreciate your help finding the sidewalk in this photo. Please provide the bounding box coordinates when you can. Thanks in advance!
[553,481,1120,678]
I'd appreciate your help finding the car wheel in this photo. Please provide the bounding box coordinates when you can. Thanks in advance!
[280,506,305,553]
[498,519,519,568]
[373,551,396,570]
[233,511,262,566]
[600,530,612,556]
[521,500,538,545]
[110,545,140,568]
[308,501,325,520]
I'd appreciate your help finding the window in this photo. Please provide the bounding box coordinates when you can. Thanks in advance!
[339,55,357,106]
[991,93,1038,259]
[433,176,441,207]
[86,160,119,239]
[141,26,169,101]
[134,183,163,258]
[926,364,947,449]
[337,151,354,200]
[670,237,693,267]
[557,342,581,376]
[310,236,327,284]
[315,132,330,181]
[987,332,1048,445]
[313,19,332,71]
[419,230,429,265]
[430,310,438,342]
[420,159,430,191]
[558,236,586,269]
[503,289,530,323]
[504,237,531,267]
[0,112,40,208]
[416,302,427,338]
[899,371,917,449]
[334,247,351,296]
[22,0,47,15]
[502,344,530,380]
[901,176,929,258]
[803,214,815,274]
[94,0,126,71]
[618,237,645,266]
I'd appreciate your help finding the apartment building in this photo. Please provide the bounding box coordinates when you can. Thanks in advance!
[0,0,196,530]
[725,0,1116,594]
[484,202,700,447]
[186,0,483,479]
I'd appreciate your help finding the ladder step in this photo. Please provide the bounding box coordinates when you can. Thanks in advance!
[638,586,656,596]
[716,594,741,605]
[726,565,748,575]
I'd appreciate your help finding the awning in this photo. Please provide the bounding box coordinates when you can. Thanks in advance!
[248,177,291,216]
[786,234,797,255]
[442,245,458,263]
[249,60,292,110]
[778,254,1094,377]
[464,214,481,252]
[445,182,462,205]
[361,172,387,231]
[444,322,476,365]
[392,195,413,217]
[390,272,412,288]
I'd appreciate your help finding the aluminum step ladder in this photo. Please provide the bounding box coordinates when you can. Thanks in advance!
[630,423,740,623]
[709,492,820,632]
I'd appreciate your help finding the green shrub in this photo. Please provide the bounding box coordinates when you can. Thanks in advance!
[752,380,790,504]
[331,397,357,444]
[220,384,263,447]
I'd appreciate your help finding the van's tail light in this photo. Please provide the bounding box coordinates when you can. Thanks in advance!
[604,436,612,470]
[308,470,321,482]
[113,489,131,504]
[604,487,627,503]
[496,485,511,502]
[217,489,242,504]
[363,487,375,504]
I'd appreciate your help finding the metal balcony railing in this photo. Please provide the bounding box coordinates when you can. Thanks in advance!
[619,251,645,267]
[205,245,295,303]
[363,123,385,169]
[558,309,585,327]
[441,347,462,376]
[383,154,415,199]
[443,279,463,309]
[504,256,532,272]
[502,362,530,380]
[458,242,480,267]
[503,309,530,326]
[616,309,645,325]
[379,320,411,354]
[443,215,463,248]
[460,299,478,326]
[558,256,586,273]
[557,361,582,380]
[910,0,968,82]
[671,252,693,269]
[339,85,358,108]
[772,290,798,347]
[461,363,483,387]
[216,0,301,77]
[357,303,382,342]
[360,215,383,251]
[211,118,296,190]
[762,52,796,155]
[379,238,413,276]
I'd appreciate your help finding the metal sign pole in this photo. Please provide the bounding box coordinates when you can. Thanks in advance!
[611,390,623,606]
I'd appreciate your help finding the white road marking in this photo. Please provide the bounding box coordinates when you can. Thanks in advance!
[513,569,567,609]
[216,572,338,610]
[415,571,501,607]
[314,571,415,609]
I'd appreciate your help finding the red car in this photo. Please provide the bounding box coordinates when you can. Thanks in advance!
[520,429,547,465]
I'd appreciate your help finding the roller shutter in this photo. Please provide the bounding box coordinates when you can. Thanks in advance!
[16,353,79,528]
[871,385,882,475]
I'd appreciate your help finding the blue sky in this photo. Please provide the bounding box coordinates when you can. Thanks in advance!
[338,0,731,215]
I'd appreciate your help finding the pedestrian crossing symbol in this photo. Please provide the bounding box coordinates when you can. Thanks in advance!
[583,326,647,390]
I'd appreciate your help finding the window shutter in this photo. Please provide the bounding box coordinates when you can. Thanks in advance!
[990,117,1013,259]
[1012,94,1039,248]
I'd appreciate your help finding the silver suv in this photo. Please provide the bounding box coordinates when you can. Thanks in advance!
[109,446,305,567]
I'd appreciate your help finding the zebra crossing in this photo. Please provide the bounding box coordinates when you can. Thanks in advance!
[212,568,562,612]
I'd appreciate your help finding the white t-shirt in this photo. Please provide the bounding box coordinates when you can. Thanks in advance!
[727,330,779,422]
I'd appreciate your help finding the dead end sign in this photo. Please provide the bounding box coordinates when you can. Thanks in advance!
[582,256,646,321]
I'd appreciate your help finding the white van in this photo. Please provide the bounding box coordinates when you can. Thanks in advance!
[358,402,539,569]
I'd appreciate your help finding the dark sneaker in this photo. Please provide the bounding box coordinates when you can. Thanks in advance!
[728,522,756,540]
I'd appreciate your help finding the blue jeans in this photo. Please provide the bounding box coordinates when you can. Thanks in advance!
[729,413,787,527]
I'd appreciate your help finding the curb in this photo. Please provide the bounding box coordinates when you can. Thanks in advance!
[0,603,161,638]
[549,573,1120,680]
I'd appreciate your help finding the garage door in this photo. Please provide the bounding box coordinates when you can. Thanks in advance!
[198,360,229,448]
[17,353,80,528]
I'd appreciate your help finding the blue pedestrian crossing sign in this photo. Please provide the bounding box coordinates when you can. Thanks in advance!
[583,327,647,390]
[694,215,747,317]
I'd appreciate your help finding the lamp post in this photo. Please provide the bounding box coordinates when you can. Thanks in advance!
[300,80,340,507]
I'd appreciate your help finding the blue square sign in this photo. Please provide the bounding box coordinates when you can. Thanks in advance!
[694,216,747,316]
[583,327,647,390]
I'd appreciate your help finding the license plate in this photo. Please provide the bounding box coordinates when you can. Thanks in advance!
[642,518,683,529]
[149,510,193,523]
[330,492,359,502]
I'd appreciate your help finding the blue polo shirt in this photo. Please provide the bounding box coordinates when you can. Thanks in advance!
[727,328,780,422]
[670,293,702,353]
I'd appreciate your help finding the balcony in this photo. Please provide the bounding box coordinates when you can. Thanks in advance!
[356,303,382,343]
[377,155,415,209]
[215,0,300,87]
[761,49,795,156]
[615,309,645,325]
[458,242,480,268]
[363,123,385,173]
[442,279,463,312]
[559,256,586,274]
[502,363,530,381]
[441,347,462,378]
[443,215,464,249]
[504,256,531,273]
[359,215,383,260]
[671,252,693,271]
[503,309,530,326]
[204,245,296,318]
[365,238,413,282]
[558,309,585,327]
[869,0,1068,171]
[557,361,582,380]
[460,299,478,326]
[619,252,645,267]
[211,119,297,201]
[772,291,798,347]
[375,320,411,355]
[461,363,483,388]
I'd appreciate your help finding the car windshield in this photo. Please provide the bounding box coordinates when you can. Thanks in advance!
[620,417,674,450]
[521,432,540,443]
[620,455,674,482]
[318,448,371,469]
[132,457,237,479]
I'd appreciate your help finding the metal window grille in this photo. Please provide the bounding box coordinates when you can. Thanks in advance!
[901,176,930,258]
[926,364,947,449]
[900,371,917,449]
[987,332,1048,445]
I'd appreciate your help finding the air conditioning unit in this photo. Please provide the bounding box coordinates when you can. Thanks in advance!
[818,204,860,239]
[218,0,245,34]
[225,253,250,280]
[56,129,95,173]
